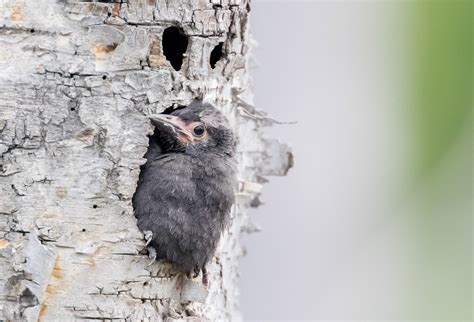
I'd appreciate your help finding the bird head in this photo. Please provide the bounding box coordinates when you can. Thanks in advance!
[149,101,236,157]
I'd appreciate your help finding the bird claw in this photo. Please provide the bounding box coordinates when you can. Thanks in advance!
[202,267,208,286]
[143,230,153,246]
[193,266,200,278]
[146,247,157,267]
[188,266,208,286]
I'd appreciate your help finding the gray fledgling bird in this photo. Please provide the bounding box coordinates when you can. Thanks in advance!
[133,101,237,284]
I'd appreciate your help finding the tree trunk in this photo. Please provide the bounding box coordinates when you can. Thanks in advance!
[0,0,291,321]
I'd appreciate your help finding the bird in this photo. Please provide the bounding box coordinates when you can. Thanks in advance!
[132,100,238,285]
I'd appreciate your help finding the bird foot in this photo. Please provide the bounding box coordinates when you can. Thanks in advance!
[146,247,157,267]
[193,266,200,278]
[187,266,208,286]
[143,230,153,246]
[202,267,208,286]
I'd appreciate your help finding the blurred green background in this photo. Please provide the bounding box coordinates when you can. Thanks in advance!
[406,0,472,318]
[240,0,472,320]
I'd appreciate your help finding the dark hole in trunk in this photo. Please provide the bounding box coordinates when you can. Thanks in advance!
[210,42,224,69]
[162,27,188,71]
[162,105,186,115]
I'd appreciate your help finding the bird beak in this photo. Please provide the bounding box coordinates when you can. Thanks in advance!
[148,114,194,142]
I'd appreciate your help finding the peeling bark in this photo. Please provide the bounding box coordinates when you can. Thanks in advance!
[0,0,291,321]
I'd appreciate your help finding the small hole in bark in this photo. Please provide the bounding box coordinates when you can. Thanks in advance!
[107,12,112,17]
[162,26,188,71]
[70,107,75,111]
[92,204,98,209]
[30,29,35,33]
[162,105,186,115]
[143,281,148,286]
[19,288,38,307]
[210,42,224,69]
[102,75,107,80]
[82,228,86,232]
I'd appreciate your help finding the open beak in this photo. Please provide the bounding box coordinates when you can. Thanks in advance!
[148,114,194,142]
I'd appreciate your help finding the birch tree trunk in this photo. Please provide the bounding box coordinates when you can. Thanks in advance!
[0,0,291,321]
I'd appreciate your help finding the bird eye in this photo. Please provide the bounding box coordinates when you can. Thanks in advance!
[192,124,206,137]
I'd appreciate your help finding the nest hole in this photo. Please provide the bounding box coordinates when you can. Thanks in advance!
[162,26,188,71]
[210,42,224,69]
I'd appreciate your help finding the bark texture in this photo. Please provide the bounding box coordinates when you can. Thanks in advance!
[0,1,292,321]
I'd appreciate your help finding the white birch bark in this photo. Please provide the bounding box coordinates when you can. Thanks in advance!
[0,1,292,320]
